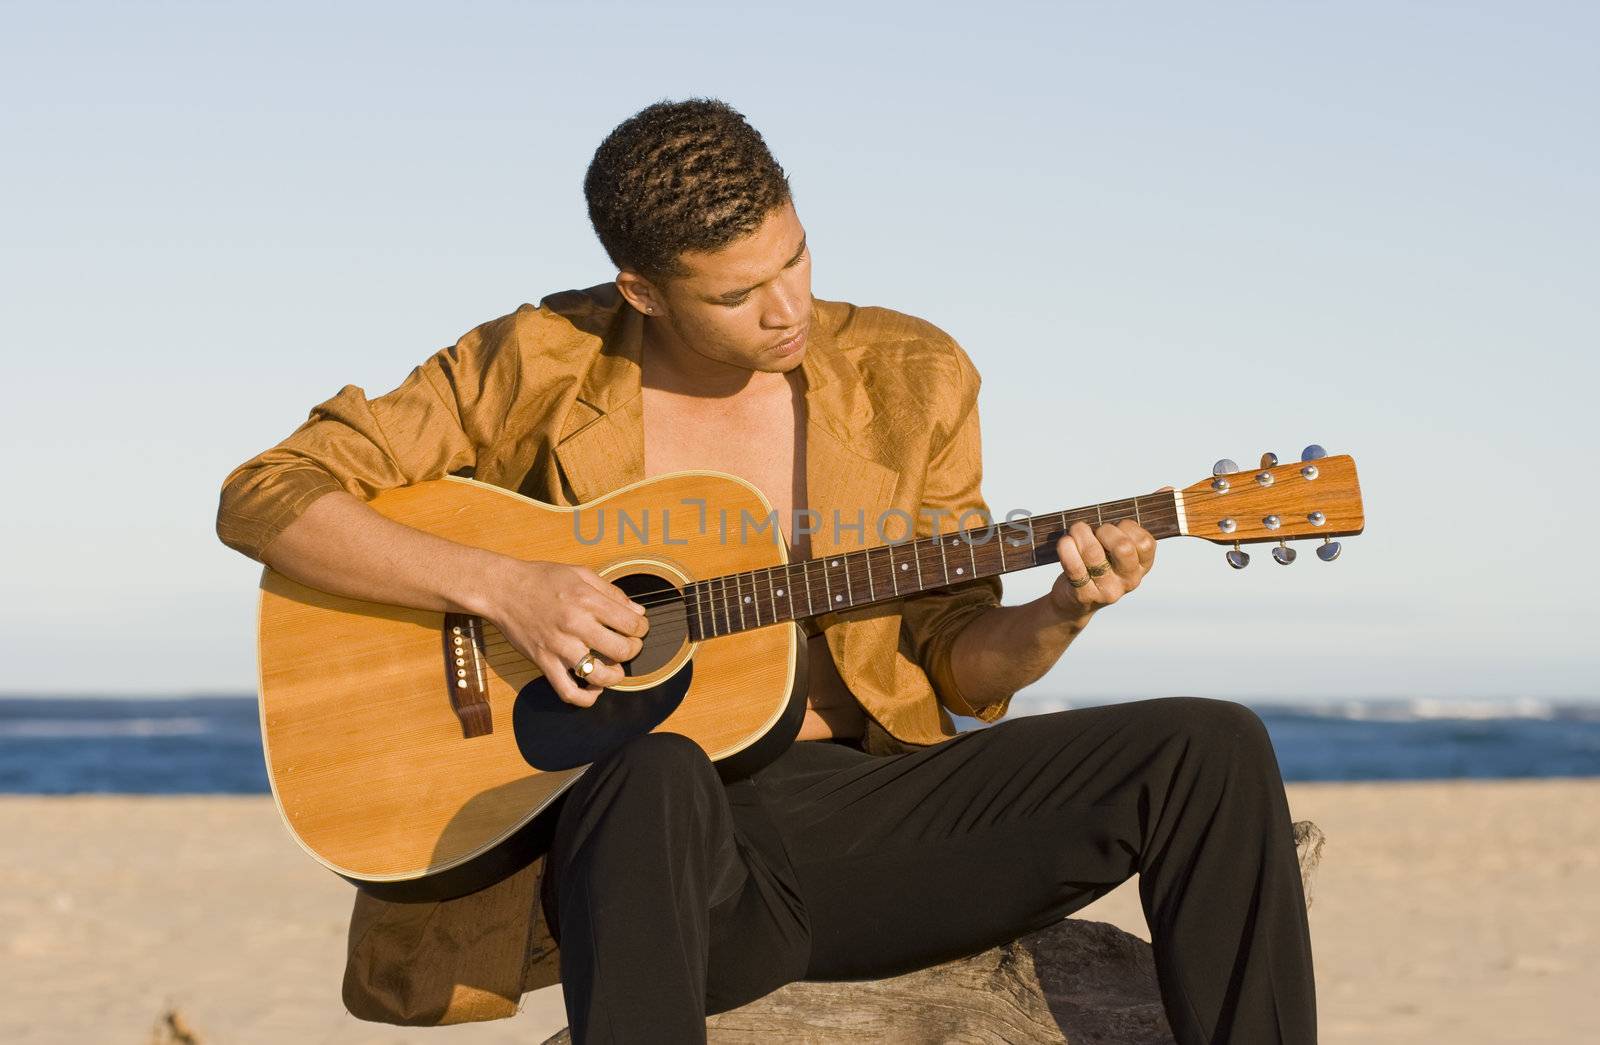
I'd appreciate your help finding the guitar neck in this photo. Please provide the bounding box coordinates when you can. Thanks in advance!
[686,491,1182,641]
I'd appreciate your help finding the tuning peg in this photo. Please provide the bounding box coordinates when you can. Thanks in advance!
[1213,459,1239,476]
[1226,543,1250,569]
[1316,538,1342,562]
[1260,452,1279,469]
[1301,444,1327,462]
[1272,541,1297,566]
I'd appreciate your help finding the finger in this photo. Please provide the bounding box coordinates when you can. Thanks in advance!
[1100,523,1143,579]
[1071,521,1110,576]
[537,651,599,708]
[1055,529,1092,589]
[579,618,641,665]
[559,637,613,696]
[588,592,651,639]
[582,656,628,689]
[579,568,647,616]
[1119,519,1157,571]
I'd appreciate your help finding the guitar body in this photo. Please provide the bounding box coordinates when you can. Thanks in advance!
[256,471,807,901]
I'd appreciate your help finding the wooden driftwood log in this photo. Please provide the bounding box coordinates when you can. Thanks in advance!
[541,820,1325,1044]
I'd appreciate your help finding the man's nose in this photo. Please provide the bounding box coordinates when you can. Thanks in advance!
[763,285,803,329]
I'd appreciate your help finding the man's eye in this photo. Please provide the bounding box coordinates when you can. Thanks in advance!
[723,294,750,307]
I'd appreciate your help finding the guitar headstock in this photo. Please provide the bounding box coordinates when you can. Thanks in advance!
[1179,445,1364,567]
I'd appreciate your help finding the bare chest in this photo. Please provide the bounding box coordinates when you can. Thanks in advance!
[640,385,810,556]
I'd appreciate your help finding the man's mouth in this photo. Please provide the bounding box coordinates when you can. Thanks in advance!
[772,327,808,354]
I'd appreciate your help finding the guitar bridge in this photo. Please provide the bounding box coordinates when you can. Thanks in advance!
[443,613,492,738]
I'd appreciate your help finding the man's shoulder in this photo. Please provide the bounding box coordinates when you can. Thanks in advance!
[475,283,623,343]
[815,298,982,391]
[445,284,623,366]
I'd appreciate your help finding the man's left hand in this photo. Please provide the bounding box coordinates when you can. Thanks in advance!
[1048,519,1157,620]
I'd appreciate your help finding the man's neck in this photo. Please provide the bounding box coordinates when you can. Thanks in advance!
[640,318,792,403]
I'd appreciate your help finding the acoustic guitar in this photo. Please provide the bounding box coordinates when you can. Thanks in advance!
[254,446,1363,900]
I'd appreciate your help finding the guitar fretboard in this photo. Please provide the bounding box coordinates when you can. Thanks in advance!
[685,492,1181,641]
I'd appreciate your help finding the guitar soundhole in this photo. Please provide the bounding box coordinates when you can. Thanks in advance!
[612,572,687,677]
[510,571,693,772]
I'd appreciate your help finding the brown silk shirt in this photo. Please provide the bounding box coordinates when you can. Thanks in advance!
[215,283,1011,1025]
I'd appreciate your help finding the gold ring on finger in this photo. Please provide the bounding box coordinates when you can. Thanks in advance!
[573,651,600,679]
[1068,574,1092,589]
[1086,561,1113,578]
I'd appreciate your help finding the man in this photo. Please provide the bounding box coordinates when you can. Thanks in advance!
[216,98,1315,1043]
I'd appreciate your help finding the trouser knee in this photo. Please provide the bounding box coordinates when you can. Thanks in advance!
[549,731,721,862]
[1144,696,1278,772]
[574,730,716,799]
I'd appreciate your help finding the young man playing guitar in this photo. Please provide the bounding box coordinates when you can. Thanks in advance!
[217,99,1316,1043]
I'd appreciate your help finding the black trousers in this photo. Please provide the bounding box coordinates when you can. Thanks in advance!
[540,697,1316,1044]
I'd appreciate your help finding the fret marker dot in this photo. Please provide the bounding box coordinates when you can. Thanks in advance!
[830,559,839,567]
[777,588,785,597]
[743,595,751,603]
[834,594,843,603]
[900,562,909,571]
[955,566,965,575]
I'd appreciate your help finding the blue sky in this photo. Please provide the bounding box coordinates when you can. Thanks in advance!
[2,1,1595,703]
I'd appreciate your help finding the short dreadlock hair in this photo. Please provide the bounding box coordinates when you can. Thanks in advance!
[584,98,792,280]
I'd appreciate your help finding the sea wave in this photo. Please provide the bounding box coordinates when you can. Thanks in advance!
[0,717,213,739]
[1012,695,1600,723]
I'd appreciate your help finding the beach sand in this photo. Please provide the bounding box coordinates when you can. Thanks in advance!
[3,780,1596,1044]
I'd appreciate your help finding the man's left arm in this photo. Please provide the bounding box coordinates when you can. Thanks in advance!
[899,337,1158,717]
[945,517,1157,712]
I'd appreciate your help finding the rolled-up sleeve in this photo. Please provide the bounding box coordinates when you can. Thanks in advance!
[215,319,505,563]
[898,343,1008,723]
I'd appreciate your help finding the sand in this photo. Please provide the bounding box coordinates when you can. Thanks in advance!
[3,780,1596,1044]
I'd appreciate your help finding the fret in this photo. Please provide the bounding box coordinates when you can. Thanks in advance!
[864,548,876,600]
[1135,497,1142,525]
[913,534,925,592]
[938,536,951,585]
[841,554,854,606]
[719,576,734,636]
[821,556,832,610]
[887,542,900,595]
[966,530,978,579]
[768,566,781,623]
[998,524,1008,572]
[751,570,765,627]
[733,574,746,630]
[801,559,815,617]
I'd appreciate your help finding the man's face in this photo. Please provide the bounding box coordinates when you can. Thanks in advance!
[639,201,812,374]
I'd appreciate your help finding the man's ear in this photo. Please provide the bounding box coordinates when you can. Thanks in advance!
[615,271,663,316]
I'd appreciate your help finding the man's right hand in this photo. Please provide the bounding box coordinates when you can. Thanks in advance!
[480,559,650,707]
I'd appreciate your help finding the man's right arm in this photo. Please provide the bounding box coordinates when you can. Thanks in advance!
[255,487,505,617]
[216,314,645,704]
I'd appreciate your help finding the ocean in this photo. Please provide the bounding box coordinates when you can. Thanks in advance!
[2,695,1597,794]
